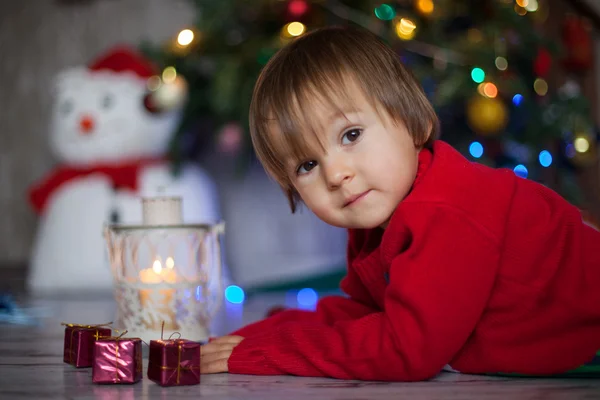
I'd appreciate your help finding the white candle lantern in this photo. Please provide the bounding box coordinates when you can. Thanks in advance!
[104,196,225,343]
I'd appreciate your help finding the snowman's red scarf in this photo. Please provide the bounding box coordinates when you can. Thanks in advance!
[28,158,165,215]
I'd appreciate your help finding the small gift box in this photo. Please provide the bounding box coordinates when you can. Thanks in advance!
[62,322,112,368]
[92,332,143,384]
[147,337,201,386]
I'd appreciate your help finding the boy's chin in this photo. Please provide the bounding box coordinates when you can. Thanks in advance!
[337,218,390,230]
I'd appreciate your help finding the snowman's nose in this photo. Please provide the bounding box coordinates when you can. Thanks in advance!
[79,115,95,134]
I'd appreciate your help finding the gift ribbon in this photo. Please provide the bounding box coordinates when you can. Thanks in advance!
[101,330,129,383]
[157,321,200,384]
[60,321,113,364]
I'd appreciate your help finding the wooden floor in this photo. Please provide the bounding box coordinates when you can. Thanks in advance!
[1,293,599,399]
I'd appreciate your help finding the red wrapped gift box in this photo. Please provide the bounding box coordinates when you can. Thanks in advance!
[147,339,201,386]
[92,336,143,384]
[62,322,112,368]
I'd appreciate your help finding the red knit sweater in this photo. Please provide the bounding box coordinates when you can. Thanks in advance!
[227,140,600,381]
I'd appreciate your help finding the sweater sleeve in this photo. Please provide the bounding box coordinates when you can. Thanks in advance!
[228,207,501,381]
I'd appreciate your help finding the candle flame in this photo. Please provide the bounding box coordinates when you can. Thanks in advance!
[166,257,175,269]
[152,259,162,274]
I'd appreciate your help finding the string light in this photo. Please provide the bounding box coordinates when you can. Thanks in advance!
[574,136,590,153]
[512,94,523,106]
[482,82,498,98]
[284,21,306,37]
[395,18,416,40]
[477,83,486,96]
[513,164,528,178]
[469,141,484,158]
[525,0,538,12]
[471,67,485,83]
[516,0,529,7]
[225,285,245,304]
[539,150,552,167]
[297,288,318,309]
[495,57,508,71]
[514,5,527,15]
[534,78,548,96]
[416,0,434,16]
[374,4,395,20]
[177,29,195,46]
[162,66,177,84]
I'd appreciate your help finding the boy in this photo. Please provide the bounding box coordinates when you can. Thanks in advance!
[200,25,600,381]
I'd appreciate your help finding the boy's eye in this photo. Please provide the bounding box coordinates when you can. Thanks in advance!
[296,160,318,175]
[342,129,362,144]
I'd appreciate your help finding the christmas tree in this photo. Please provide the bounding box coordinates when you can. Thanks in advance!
[141,0,599,211]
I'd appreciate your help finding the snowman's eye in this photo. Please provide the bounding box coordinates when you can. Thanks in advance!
[59,99,73,115]
[102,94,114,109]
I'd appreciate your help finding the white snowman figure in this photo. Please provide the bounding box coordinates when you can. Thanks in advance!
[27,46,222,293]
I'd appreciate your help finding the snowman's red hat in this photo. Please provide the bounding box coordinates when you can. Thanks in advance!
[88,45,157,78]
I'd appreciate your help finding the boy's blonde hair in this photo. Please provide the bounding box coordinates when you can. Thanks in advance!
[249,25,439,212]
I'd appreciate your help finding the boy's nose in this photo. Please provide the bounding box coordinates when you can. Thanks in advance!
[324,160,353,189]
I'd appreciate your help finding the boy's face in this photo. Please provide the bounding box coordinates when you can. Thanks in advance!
[280,83,422,229]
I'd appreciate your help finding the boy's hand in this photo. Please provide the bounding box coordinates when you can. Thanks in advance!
[200,335,244,374]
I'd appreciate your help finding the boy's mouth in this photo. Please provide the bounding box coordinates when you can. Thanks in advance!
[343,190,371,208]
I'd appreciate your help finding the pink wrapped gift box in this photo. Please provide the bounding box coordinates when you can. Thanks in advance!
[147,339,201,386]
[92,336,143,384]
[62,323,112,368]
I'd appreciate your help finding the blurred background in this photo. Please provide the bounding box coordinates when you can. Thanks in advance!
[1,0,600,299]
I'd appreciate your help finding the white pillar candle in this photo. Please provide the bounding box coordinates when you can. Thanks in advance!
[142,196,183,226]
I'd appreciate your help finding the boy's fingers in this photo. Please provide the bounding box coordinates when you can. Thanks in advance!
[201,349,233,364]
[201,357,229,374]
[201,342,236,356]
[209,335,244,344]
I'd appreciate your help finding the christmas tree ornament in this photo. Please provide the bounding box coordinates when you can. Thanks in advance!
[562,14,593,72]
[287,0,310,19]
[533,48,552,78]
[466,94,508,136]
[217,122,243,154]
[558,80,581,100]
